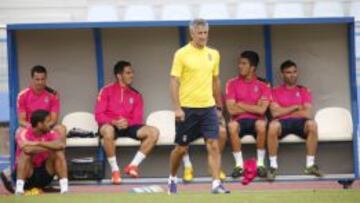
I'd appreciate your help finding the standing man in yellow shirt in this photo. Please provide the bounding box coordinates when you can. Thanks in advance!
[168,19,230,194]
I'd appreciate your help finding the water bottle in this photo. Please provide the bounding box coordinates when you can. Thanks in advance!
[129,185,164,193]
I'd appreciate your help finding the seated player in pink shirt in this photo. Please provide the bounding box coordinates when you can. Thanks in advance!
[95,60,159,184]
[225,51,271,179]
[267,60,322,181]
[16,65,66,143]
[14,109,68,195]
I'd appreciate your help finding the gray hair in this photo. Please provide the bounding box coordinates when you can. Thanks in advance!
[189,18,209,31]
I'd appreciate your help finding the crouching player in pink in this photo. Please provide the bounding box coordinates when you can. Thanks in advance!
[95,60,159,184]
[15,110,68,195]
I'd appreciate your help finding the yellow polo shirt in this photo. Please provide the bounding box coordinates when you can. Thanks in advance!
[170,43,220,108]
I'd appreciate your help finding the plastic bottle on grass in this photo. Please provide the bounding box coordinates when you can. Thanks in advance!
[129,185,164,193]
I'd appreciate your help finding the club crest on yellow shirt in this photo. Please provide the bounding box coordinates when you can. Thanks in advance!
[208,53,212,61]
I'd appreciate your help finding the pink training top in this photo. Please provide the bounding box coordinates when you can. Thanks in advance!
[17,87,60,122]
[272,84,312,120]
[95,82,144,127]
[15,126,60,168]
[226,76,272,120]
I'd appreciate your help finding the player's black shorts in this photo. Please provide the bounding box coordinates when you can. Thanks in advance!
[237,118,257,138]
[24,162,54,189]
[175,107,219,146]
[279,118,308,139]
[115,125,144,140]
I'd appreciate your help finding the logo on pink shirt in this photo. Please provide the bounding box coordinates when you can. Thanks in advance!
[129,97,134,104]
[254,86,259,93]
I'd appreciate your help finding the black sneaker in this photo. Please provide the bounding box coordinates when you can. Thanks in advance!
[267,167,277,182]
[257,166,267,178]
[231,166,243,179]
[1,168,14,194]
[337,179,354,189]
[305,165,323,177]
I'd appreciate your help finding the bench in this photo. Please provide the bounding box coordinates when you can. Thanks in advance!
[62,107,353,148]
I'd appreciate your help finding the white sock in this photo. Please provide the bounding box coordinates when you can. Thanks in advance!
[108,156,119,172]
[212,179,221,190]
[168,175,178,184]
[257,149,266,167]
[59,178,68,193]
[130,151,146,166]
[232,151,243,168]
[15,179,24,194]
[182,154,192,168]
[269,156,278,169]
[306,156,315,168]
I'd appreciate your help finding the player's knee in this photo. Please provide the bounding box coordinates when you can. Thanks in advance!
[268,121,281,138]
[219,126,226,134]
[54,124,67,135]
[306,120,317,133]
[148,126,159,142]
[255,120,267,133]
[227,121,239,132]
[269,121,280,131]
[174,145,188,155]
[140,126,159,143]
[219,127,227,141]
[206,139,220,153]
[20,150,32,159]
[100,124,115,140]
[54,150,66,160]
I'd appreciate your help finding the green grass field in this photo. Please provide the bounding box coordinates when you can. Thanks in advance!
[1,190,360,203]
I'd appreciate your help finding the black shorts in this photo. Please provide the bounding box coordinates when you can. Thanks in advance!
[279,118,308,139]
[175,107,219,146]
[115,125,144,140]
[24,162,54,190]
[238,118,257,138]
